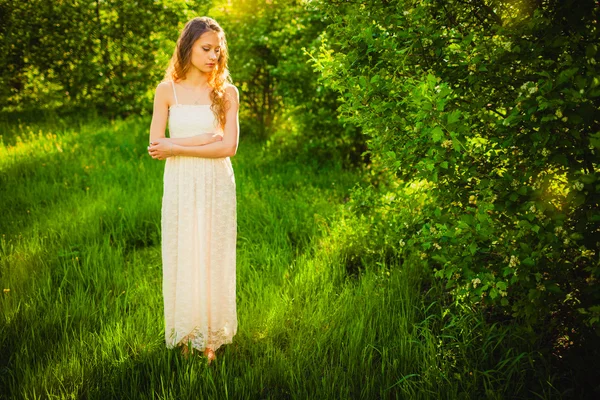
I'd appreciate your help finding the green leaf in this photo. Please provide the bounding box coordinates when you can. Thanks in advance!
[431,126,444,142]
[557,67,579,85]
[580,174,597,184]
[575,75,587,90]
[490,287,498,299]
[522,257,535,267]
[468,242,477,255]
[447,110,461,124]
[518,220,532,229]
[427,73,437,89]
[460,214,474,224]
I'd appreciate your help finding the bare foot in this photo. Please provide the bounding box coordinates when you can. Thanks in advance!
[203,348,216,364]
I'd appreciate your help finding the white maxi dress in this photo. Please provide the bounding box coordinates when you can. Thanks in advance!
[161,80,237,352]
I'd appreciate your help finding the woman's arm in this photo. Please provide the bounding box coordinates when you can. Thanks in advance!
[167,132,223,147]
[173,136,231,158]
[173,85,240,158]
[149,134,222,157]
[148,82,170,145]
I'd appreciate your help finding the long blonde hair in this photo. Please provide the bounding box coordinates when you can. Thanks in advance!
[163,17,232,129]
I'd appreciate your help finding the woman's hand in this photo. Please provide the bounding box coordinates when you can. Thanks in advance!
[148,138,173,160]
[198,132,224,145]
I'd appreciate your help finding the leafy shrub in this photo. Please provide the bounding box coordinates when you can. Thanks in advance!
[310,0,599,357]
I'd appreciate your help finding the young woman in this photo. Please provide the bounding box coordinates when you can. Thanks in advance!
[147,16,239,364]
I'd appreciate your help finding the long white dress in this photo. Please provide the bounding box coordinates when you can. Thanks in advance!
[161,80,237,352]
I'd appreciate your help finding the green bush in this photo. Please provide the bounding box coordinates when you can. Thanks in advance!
[311,0,599,354]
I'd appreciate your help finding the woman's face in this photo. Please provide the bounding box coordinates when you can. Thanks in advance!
[190,30,221,74]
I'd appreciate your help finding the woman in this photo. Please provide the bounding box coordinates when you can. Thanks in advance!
[147,16,239,364]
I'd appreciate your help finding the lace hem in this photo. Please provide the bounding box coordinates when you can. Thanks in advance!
[165,325,236,352]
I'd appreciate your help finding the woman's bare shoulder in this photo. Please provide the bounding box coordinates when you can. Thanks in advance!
[224,83,239,100]
[156,80,174,93]
[154,81,174,106]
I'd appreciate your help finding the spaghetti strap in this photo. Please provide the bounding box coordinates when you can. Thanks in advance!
[171,81,179,105]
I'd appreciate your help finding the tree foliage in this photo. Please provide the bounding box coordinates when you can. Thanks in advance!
[310,0,599,344]
[0,0,210,116]
[211,0,365,165]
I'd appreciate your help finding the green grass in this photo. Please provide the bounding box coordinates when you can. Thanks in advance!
[0,114,557,399]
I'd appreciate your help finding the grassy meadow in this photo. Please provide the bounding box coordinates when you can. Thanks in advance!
[0,114,557,399]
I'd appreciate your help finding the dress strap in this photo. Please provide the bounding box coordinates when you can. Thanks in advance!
[171,81,179,105]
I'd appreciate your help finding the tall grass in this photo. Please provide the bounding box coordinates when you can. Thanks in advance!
[0,114,556,399]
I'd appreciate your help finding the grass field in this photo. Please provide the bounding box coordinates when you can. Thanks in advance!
[0,114,557,399]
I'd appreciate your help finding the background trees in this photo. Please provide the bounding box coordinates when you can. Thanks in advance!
[0,0,207,116]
